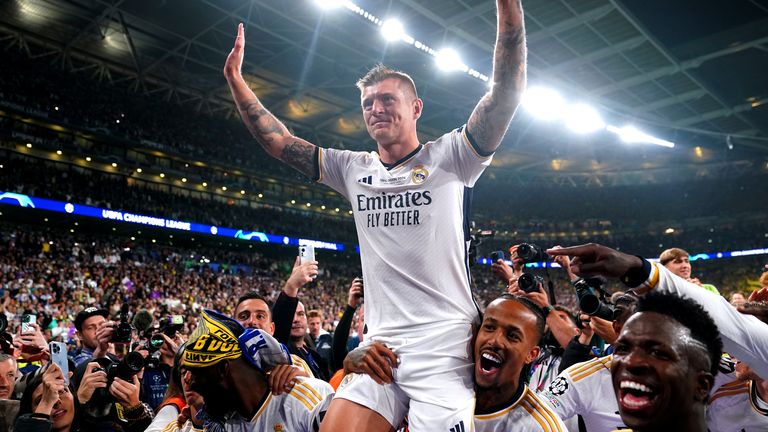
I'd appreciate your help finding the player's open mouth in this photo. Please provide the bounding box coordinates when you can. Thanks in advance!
[618,380,659,412]
[51,408,67,419]
[479,350,503,374]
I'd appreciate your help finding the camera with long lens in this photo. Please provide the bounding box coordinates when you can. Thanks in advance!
[111,302,133,344]
[573,277,616,321]
[518,273,544,294]
[516,243,550,264]
[85,351,145,417]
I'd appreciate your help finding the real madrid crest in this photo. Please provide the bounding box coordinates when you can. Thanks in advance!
[274,423,285,431]
[411,165,429,184]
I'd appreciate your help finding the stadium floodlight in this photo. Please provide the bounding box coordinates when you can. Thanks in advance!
[606,125,675,148]
[380,18,405,42]
[435,48,466,72]
[314,0,345,10]
[564,103,605,134]
[522,87,566,121]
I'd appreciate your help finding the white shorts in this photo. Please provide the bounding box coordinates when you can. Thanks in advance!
[335,323,475,431]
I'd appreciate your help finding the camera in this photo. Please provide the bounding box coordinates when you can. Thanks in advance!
[51,343,61,354]
[518,273,544,293]
[111,302,133,344]
[157,315,184,337]
[490,250,505,262]
[517,243,550,264]
[573,277,616,321]
[85,351,146,418]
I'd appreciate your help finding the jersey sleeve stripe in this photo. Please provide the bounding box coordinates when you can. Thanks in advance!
[567,355,612,375]
[717,380,749,391]
[292,385,321,407]
[316,147,325,183]
[294,382,322,405]
[290,390,317,411]
[461,126,494,159]
[571,361,611,382]
[298,381,323,403]
[525,390,565,432]
[161,421,178,432]
[521,399,553,432]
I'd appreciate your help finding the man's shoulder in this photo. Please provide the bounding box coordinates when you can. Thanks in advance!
[282,377,333,412]
[563,355,613,383]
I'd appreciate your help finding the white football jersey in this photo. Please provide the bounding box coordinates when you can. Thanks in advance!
[223,377,333,432]
[538,355,627,432]
[706,356,768,432]
[475,385,568,432]
[319,127,492,342]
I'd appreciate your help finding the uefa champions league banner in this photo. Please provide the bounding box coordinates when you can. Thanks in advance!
[0,191,345,251]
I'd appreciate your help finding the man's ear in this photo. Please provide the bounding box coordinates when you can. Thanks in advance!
[526,345,541,365]
[695,371,715,403]
[413,98,423,120]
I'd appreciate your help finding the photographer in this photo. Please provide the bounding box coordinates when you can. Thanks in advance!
[74,359,153,431]
[72,307,117,367]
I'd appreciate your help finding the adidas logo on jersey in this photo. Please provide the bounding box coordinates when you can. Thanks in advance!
[449,420,466,432]
[357,175,373,185]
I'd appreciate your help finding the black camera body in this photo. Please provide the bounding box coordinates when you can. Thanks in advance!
[86,351,145,418]
[517,243,549,264]
[156,315,184,337]
[111,302,133,344]
[574,277,615,321]
[518,273,544,293]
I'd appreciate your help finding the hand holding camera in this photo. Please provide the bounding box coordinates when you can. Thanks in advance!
[77,362,108,405]
[348,277,364,308]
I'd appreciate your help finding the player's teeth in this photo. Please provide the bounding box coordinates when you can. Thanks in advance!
[620,381,652,393]
[482,352,501,364]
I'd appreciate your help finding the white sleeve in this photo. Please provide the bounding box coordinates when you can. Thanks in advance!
[433,126,494,187]
[537,372,581,422]
[288,378,334,432]
[144,404,180,432]
[646,262,768,378]
[317,148,365,200]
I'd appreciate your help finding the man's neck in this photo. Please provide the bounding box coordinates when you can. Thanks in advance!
[291,337,305,349]
[475,379,522,414]
[232,367,269,419]
[377,134,420,165]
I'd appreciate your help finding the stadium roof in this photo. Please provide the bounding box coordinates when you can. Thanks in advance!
[2,0,767,186]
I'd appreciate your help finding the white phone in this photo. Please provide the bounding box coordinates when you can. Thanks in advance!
[299,244,316,264]
[21,314,36,334]
[49,341,69,385]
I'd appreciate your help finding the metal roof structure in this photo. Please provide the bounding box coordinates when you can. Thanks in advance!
[2,0,767,186]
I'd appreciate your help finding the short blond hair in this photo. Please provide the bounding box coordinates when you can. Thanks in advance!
[659,248,689,265]
[307,309,323,321]
[760,271,768,288]
[356,64,418,100]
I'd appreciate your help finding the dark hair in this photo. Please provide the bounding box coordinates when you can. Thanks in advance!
[17,368,79,429]
[158,345,186,412]
[236,292,272,312]
[635,292,723,376]
[494,293,546,343]
[356,64,419,99]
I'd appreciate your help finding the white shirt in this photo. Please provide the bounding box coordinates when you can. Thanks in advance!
[706,356,768,432]
[475,385,567,432]
[537,355,627,432]
[224,377,333,432]
[319,127,492,342]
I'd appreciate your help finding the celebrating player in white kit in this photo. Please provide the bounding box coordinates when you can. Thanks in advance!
[223,1,526,429]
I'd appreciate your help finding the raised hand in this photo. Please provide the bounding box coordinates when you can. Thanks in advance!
[224,23,246,79]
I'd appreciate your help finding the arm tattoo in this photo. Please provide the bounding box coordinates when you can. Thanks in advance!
[280,140,316,178]
[238,101,287,151]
